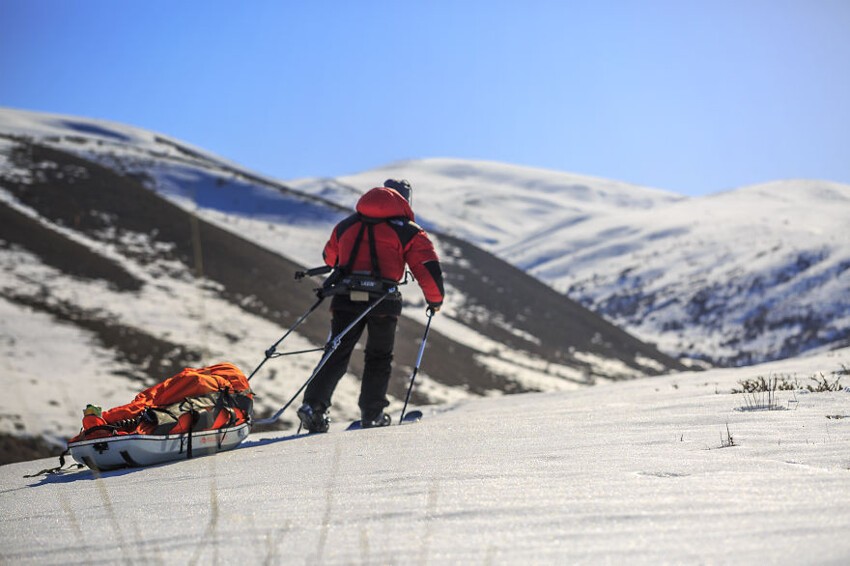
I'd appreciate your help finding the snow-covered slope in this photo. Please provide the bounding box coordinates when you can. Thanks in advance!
[287,157,684,247]
[291,161,850,366]
[0,108,683,458]
[2,348,848,564]
[530,180,850,365]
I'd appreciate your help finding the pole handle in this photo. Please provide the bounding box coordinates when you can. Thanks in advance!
[294,265,333,280]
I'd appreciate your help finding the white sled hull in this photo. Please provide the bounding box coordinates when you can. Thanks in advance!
[68,423,251,471]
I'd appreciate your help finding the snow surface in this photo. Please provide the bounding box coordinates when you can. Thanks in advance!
[2,348,849,565]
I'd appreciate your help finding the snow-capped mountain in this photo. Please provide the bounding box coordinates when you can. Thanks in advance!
[0,108,684,461]
[291,160,850,366]
[287,158,684,249]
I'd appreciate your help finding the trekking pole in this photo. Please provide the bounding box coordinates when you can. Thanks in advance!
[399,307,435,424]
[247,266,333,382]
[253,287,396,426]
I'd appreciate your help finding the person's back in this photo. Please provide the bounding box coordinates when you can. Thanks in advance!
[297,179,444,432]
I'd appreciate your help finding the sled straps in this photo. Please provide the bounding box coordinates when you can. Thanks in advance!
[22,449,84,478]
[252,285,398,426]
[248,294,326,381]
[186,410,201,459]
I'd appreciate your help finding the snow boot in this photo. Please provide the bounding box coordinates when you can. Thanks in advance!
[297,403,329,433]
[361,412,391,429]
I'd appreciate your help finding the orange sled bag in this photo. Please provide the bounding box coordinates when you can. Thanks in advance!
[68,363,253,470]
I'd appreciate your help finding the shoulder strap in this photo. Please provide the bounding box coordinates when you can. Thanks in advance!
[366,223,381,278]
[343,216,382,279]
[343,222,367,274]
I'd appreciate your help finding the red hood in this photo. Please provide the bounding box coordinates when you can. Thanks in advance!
[356,187,415,221]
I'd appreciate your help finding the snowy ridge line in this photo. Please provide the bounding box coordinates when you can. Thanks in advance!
[0,107,349,217]
[293,164,850,366]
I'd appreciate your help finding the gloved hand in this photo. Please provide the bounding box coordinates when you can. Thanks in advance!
[427,302,442,315]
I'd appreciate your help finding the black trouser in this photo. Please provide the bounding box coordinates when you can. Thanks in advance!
[303,308,398,418]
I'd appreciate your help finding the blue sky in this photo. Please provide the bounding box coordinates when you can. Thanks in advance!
[1,0,848,196]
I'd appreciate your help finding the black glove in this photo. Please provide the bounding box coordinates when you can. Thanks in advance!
[427,302,442,314]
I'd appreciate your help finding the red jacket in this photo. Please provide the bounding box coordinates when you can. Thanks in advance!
[323,187,444,306]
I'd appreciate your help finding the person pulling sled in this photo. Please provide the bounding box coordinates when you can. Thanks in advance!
[296,179,445,432]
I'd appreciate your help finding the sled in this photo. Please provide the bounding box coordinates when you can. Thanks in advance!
[68,422,250,471]
[66,363,253,471]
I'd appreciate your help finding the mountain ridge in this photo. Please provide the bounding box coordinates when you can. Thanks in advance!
[0,108,685,462]
[297,159,850,366]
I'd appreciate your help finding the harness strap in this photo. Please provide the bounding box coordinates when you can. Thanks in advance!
[343,222,367,275]
[343,217,383,279]
[367,223,382,278]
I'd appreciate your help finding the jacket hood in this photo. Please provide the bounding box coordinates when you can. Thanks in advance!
[356,187,415,221]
